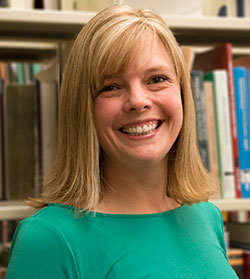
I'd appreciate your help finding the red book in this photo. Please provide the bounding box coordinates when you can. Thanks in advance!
[244,250,250,279]
[193,44,241,198]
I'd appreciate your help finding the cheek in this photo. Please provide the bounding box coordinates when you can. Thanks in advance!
[94,97,121,134]
[160,91,183,120]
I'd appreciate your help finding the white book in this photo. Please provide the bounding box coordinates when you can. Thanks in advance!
[211,70,236,198]
[39,81,58,176]
[9,0,33,9]
[35,59,58,177]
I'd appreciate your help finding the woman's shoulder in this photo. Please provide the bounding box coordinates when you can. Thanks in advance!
[6,204,81,279]
[183,201,223,225]
[188,201,221,215]
[19,203,88,236]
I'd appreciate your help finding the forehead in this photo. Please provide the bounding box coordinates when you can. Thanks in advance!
[127,35,175,74]
[103,33,174,79]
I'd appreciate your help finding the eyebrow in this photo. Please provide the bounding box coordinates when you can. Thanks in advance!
[143,66,174,75]
[103,65,175,80]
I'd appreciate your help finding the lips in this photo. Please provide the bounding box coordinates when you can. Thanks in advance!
[119,120,162,136]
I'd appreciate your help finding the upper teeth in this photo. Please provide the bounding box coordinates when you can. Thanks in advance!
[122,123,157,136]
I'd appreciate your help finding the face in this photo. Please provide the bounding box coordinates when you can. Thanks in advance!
[94,34,183,169]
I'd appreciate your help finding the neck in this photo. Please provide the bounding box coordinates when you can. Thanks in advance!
[97,158,180,214]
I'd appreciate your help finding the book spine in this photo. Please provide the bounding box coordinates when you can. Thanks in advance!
[4,84,38,200]
[205,71,236,198]
[9,0,33,9]
[0,0,8,7]
[226,45,242,198]
[191,71,210,171]
[237,0,245,16]
[204,81,220,198]
[234,67,250,198]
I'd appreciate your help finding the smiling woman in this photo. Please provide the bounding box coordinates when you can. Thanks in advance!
[6,4,239,279]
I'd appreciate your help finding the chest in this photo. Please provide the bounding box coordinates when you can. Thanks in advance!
[77,222,237,279]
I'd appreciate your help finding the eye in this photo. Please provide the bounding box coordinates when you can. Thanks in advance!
[98,84,120,94]
[149,76,168,84]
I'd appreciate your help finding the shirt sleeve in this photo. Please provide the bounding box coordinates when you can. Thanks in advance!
[5,217,79,279]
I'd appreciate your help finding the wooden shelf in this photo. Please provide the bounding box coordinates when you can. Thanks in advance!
[0,9,96,42]
[0,41,57,61]
[1,9,250,45]
[210,199,250,211]
[0,201,38,220]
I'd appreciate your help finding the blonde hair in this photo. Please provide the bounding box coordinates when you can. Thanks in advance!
[29,5,218,210]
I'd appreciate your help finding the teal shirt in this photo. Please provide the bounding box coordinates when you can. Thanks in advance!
[6,202,238,279]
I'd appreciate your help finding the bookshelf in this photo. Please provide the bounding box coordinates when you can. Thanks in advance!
[0,41,57,61]
[0,8,250,219]
[1,9,250,45]
[0,199,249,220]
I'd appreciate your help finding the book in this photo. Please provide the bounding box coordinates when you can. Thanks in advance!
[204,81,220,198]
[9,0,33,9]
[36,81,58,179]
[191,70,210,171]
[35,59,58,181]
[43,0,59,10]
[0,0,8,7]
[193,44,241,198]
[205,70,236,199]
[237,0,244,16]
[244,250,250,279]
[234,67,250,198]
[236,0,250,17]
[3,83,38,200]
[34,0,44,9]
[16,63,25,85]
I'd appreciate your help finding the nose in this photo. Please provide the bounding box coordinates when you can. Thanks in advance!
[123,84,152,112]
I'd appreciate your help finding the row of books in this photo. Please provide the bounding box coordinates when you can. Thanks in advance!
[191,43,250,199]
[0,60,58,200]
[203,0,250,17]
[1,0,250,18]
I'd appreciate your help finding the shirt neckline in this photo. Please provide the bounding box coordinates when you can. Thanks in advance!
[50,202,190,219]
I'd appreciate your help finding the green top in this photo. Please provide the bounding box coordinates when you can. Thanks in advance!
[6,201,238,279]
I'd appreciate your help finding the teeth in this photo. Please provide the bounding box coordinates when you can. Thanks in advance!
[143,125,148,132]
[122,122,159,136]
[136,126,143,133]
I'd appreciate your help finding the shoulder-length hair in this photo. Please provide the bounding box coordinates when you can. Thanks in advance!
[29,5,218,210]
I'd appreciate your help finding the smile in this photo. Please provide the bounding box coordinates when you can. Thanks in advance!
[119,120,162,136]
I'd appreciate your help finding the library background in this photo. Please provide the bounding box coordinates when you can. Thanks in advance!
[1,0,250,277]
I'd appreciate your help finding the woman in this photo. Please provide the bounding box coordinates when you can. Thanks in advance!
[6,5,238,279]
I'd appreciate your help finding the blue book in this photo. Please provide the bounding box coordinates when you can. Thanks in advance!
[234,67,250,198]
[237,0,244,17]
